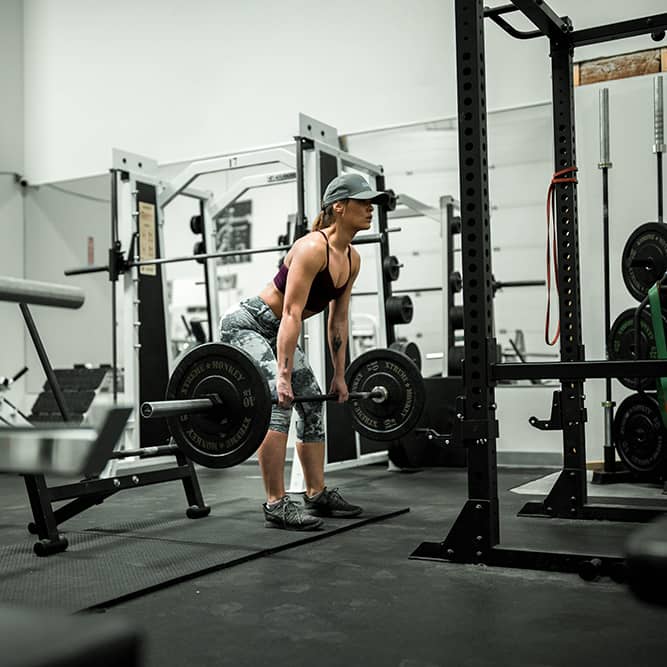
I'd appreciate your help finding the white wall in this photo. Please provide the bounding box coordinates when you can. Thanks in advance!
[23,0,454,183]
[0,0,23,174]
[14,1,667,461]
[0,0,25,402]
[576,75,665,460]
[21,69,664,459]
[0,177,26,399]
[23,1,667,184]
[23,177,111,395]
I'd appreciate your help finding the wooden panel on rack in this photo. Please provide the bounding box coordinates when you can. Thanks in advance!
[574,48,661,86]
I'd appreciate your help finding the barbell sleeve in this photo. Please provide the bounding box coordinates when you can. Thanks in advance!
[109,444,180,459]
[141,397,218,419]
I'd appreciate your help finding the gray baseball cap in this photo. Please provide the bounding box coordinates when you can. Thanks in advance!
[321,173,389,208]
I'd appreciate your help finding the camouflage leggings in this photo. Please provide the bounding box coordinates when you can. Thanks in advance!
[219,296,325,442]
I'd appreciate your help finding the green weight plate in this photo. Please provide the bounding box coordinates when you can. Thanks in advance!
[165,342,271,468]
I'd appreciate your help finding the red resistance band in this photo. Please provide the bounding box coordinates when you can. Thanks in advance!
[545,166,578,346]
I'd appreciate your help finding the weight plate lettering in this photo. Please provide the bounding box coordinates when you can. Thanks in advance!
[165,343,271,468]
[621,222,667,301]
[613,392,667,475]
[345,348,425,441]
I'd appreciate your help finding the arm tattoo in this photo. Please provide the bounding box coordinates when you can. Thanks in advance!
[283,358,289,370]
[332,334,342,355]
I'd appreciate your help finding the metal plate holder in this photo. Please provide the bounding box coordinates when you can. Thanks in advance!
[112,149,159,177]
[298,113,339,149]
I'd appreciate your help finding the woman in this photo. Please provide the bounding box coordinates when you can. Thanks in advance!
[220,173,388,530]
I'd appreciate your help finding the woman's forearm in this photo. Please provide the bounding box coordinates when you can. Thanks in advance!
[328,320,348,378]
[277,313,302,378]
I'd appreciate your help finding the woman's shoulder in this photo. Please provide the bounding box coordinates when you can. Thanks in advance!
[294,231,327,253]
[349,244,361,272]
[288,232,328,268]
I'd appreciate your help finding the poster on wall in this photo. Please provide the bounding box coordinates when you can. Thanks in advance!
[215,200,252,264]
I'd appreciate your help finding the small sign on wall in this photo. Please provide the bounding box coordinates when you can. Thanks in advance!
[87,236,94,265]
[139,202,157,276]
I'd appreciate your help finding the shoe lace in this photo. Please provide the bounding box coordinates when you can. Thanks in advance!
[325,487,346,507]
[279,496,307,524]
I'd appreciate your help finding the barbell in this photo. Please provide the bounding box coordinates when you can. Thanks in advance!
[139,343,425,469]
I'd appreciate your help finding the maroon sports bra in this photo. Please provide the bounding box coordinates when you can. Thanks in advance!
[273,231,351,313]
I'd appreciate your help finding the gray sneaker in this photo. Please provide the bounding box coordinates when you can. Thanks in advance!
[303,487,363,518]
[263,496,324,531]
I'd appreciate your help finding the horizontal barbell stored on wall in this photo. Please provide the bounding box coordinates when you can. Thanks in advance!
[445,351,667,383]
[352,279,545,300]
[64,229,402,278]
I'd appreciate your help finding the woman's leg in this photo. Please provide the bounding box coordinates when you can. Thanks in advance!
[220,311,292,502]
[257,430,289,503]
[291,344,327,496]
[295,440,325,498]
[292,345,362,517]
[221,300,323,530]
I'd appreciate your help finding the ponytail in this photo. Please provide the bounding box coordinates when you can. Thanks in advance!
[312,204,335,231]
[312,200,346,231]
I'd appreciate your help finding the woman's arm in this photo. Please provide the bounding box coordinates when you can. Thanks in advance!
[276,237,325,405]
[327,248,361,401]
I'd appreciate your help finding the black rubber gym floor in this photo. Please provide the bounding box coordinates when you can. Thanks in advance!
[1,463,666,666]
[0,472,407,610]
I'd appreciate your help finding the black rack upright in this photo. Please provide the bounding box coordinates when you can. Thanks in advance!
[412,0,667,575]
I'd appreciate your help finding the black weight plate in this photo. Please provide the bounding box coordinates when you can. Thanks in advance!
[345,348,425,441]
[622,222,667,301]
[166,342,271,468]
[449,271,463,294]
[389,340,422,371]
[450,305,464,330]
[383,255,401,282]
[448,346,464,376]
[384,189,398,212]
[613,392,667,475]
[386,295,414,325]
[193,240,206,264]
[190,214,203,235]
[608,308,666,390]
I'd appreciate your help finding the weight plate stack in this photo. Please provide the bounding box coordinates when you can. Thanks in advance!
[608,308,667,390]
[622,222,667,301]
[613,392,667,477]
